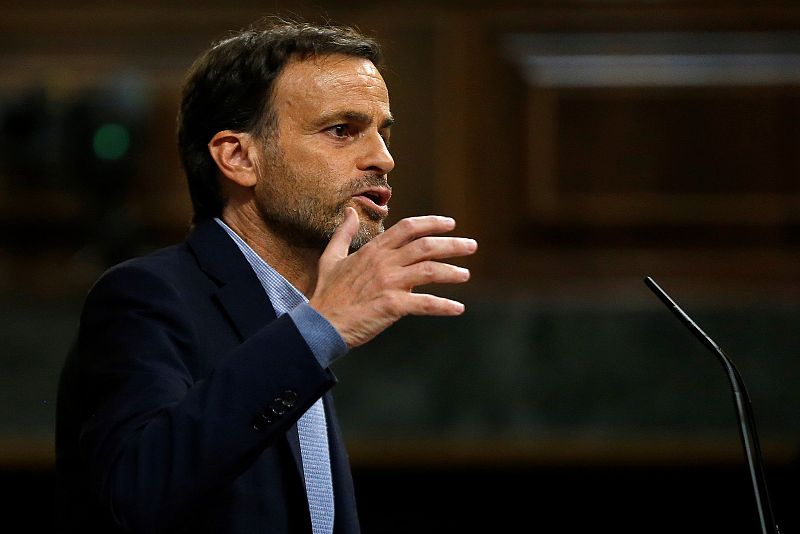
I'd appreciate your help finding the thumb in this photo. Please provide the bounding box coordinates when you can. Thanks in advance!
[322,207,359,263]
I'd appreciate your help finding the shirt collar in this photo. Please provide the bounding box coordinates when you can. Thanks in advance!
[213,218,306,316]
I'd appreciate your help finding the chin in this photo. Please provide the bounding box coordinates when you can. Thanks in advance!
[349,220,384,252]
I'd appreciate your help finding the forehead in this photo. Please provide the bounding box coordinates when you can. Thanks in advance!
[271,53,390,121]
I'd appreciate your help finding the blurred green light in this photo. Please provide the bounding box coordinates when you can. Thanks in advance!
[92,123,130,161]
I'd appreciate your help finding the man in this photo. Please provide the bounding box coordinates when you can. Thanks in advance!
[56,19,476,534]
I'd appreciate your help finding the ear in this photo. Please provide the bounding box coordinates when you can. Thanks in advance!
[208,130,260,188]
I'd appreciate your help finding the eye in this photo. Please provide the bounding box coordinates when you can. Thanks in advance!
[330,124,350,137]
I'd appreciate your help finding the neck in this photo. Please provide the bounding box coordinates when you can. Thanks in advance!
[221,203,321,296]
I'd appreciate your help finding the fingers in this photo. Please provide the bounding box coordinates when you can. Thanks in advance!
[321,207,359,264]
[389,261,470,289]
[369,217,477,266]
[376,216,458,249]
[312,213,476,348]
[401,293,466,316]
[399,236,477,265]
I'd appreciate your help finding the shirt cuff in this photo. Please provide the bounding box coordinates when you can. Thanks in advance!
[288,303,348,368]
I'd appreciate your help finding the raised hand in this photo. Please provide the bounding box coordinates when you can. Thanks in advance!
[309,208,478,348]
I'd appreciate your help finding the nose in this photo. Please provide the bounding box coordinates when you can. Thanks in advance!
[356,131,395,175]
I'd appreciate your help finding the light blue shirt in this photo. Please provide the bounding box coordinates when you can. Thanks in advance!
[214,218,348,367]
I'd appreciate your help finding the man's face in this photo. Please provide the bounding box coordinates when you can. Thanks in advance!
[253,53,395,251]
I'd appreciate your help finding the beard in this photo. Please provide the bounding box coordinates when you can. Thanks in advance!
[254,148,389,252]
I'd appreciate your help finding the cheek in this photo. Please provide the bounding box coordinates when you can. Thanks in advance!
[283,141,354,193]
[306,158,346,190]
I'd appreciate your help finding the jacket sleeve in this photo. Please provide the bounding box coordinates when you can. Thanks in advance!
[74,263,336,532]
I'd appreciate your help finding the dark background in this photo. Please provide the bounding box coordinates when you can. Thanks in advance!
[2,1,800,531]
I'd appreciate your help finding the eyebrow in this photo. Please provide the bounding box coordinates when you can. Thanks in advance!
[319,111,395,130]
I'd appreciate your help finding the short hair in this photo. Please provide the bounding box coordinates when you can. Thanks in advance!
[177,19,383,222]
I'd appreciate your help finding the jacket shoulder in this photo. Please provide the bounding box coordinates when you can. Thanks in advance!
[89,241,203,298]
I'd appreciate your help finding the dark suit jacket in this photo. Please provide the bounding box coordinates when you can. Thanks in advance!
[56,219,360,533]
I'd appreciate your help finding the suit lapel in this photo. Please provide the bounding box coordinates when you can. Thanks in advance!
[286,423,305,486]
[215,279,275,340]
[186,219,277,337]
[325,392,359,533]
[186,219,306,483]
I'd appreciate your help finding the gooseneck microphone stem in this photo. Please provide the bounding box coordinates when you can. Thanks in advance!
[644,276,779,534]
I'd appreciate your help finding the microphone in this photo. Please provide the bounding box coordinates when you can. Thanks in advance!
[643,276,779,534]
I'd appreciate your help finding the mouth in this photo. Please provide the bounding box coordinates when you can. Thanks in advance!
[352,186,391,217]
[354,186,391,206]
